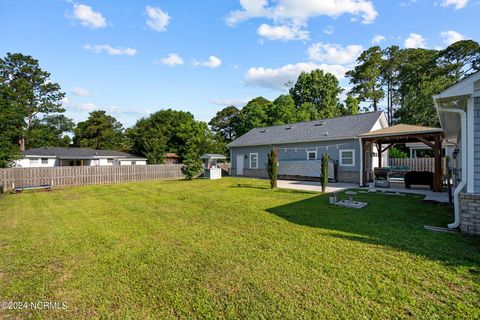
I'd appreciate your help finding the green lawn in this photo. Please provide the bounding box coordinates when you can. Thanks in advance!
[0,178,479,319]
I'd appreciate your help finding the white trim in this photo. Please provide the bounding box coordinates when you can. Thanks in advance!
[433,71,480,100]
[249,153,258,169]
[467,97,475,193]
[339,149,355,167]
[306,149,317,161]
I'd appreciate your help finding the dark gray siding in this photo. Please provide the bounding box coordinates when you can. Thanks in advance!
[474,97,480,193]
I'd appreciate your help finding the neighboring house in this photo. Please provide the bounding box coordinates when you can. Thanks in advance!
[433,70,480,235]
[15,147,147,168]
[227,111,388,183]
[164,153,180,164]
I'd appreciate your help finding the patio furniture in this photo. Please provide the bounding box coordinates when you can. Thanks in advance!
[404,171,433,190]
[374,168,389,188]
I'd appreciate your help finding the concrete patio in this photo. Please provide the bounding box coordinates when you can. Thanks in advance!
[278,179,450,203]
[277,180,357,193]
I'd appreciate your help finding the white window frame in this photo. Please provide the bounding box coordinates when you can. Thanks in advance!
[306,149,317,161]
[339,149,355,167]
[249,153,258,169]
[29,158,38,165]
[41,158,48,164]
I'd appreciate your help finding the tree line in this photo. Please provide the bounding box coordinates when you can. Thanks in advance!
[1,40,479,167]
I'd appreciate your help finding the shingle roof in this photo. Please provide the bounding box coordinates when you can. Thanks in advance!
[22,147,146,159]
[200,154,227,159]
[358,124,442,138]
[227,111,384,148]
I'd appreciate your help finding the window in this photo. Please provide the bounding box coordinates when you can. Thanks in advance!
[131,161,136,165]
[41,158,48,164]
[339,149,355,166]
[107,158,113,165]
[29,158,38,165]
[249,153,258,169]
[307,150,317,161]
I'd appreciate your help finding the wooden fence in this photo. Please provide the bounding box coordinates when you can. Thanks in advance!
[0,164,185,192]
[388,157,446,173]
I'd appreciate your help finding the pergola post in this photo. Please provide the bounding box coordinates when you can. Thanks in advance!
[361,139,367,187]
[433,134,442,192]
[378,143,382,168]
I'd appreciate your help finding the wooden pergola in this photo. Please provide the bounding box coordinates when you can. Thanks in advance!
[359,124,444,192]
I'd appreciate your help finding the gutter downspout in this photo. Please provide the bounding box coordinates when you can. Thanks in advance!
[434,99,467,229]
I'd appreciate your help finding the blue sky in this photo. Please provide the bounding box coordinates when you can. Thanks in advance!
[1,0,478,127]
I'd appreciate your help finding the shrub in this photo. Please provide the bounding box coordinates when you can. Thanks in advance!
[181,157,203,180]
[389,147,408,159]
[321,153,330,193]
[266,148,278,189]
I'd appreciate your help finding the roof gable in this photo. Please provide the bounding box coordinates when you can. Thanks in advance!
[433,70,480,100]
[359,124,442,138]
[228,111,384,148]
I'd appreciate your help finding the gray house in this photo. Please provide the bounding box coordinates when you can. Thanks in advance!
[227,111,388,183]
[433,70,480,235]
[15,147,147,168]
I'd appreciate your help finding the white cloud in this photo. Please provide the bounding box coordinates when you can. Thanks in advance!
[226,0,378,26]
[84,44,137,56]
[156,53,184,66]
[71,87,94,97]
[145,6,170,32]
[245,62,348,91]
[371,34,386,44]
[404,33,427,48]
[209,98,251,107]
[440,30,465,45]
[440,0,468,9]
[257,23,309,41]
[71,3,106,29]
[323,25,334,35]
[76,102,98,112]
[193,56,222,68]
[307,42,363,64]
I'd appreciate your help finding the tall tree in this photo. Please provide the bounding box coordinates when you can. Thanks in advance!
[208,105,239,142]
[394,48,453,127]
[346,46,384,111]
[0,85,23,167]
[27,114,74,149]
[381,46,401,125]
[234,97,270,137]
[439,40,480,80]
[340,95,360,115]
[289,69,343,118]
[0,53,65,150]
[74,110,124,150]
[128,109,226,164]
[267,95,300,125]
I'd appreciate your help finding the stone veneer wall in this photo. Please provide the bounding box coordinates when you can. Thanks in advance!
[460,193,480,235]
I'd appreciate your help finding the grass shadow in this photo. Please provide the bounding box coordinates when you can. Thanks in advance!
[267,191,480,269]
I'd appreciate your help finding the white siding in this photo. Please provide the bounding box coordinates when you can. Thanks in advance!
[15,157,57,168]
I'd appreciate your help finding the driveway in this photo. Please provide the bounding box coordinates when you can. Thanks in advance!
[278,180,450,203]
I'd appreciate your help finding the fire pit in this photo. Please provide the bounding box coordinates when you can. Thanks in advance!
[334,191,368,209]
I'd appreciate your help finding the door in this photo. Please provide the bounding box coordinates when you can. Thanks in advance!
[236,154,244,175]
